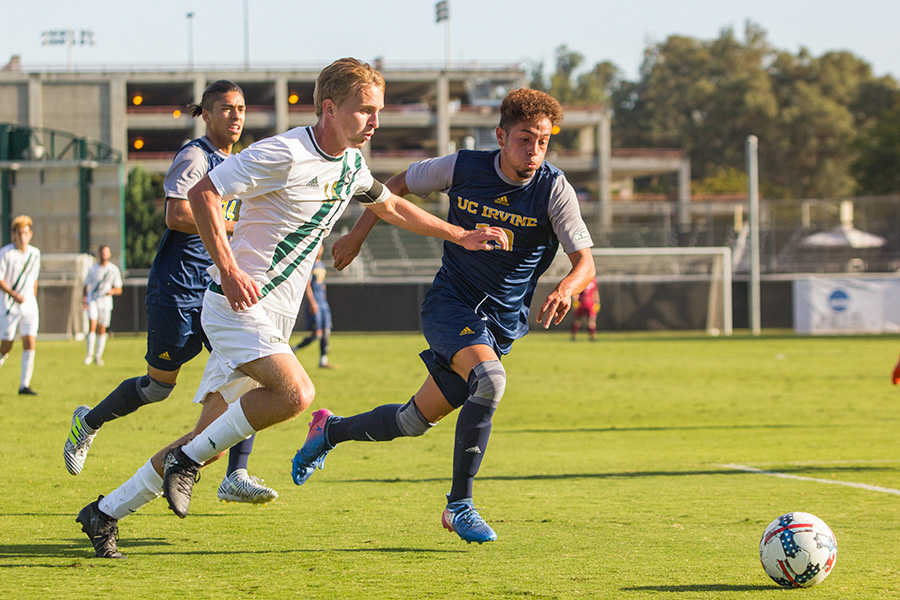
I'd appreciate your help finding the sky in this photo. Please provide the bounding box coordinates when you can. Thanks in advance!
[2,0,899,81]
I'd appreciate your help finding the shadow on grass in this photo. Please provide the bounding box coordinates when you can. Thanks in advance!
[504,423,832,435]
[622,584,776,592]
[0,540,461,562]
[0,537,173,561]
[338,463,897,485]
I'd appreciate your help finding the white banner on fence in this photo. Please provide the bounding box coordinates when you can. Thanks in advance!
[793,278,900,334]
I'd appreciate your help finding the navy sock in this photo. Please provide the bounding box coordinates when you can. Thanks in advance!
[227,435,256,473]
[294,334,316,350]
[448,400,495,503]
[85,376,147,430]
[320,331,330,358]
[327,404,403,444]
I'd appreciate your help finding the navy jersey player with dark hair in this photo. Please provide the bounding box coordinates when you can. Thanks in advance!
[64,80,278,505]
[292,88,596,544]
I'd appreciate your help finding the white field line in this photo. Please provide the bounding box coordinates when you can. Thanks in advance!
[719,463,900,496]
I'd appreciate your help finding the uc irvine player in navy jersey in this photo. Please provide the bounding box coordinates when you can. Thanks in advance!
[293,89,596,544]
[64,81,278,505]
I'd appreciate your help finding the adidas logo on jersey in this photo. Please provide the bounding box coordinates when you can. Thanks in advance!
[270,336,287,344]
[494,195,509,206]
[158,351,171,360]
[305,176,319,188]
[459,327,475,336]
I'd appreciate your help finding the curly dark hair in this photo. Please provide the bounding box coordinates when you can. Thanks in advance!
[498,88,563,132]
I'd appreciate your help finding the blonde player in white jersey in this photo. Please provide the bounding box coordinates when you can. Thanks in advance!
[0,215,41,395]
[74,57,509,559]
[82,244,123,366]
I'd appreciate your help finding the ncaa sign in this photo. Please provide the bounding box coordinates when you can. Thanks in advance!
[828,289,850,312]
[794,278,900,334]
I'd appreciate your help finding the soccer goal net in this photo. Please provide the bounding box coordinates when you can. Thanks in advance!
[546,247,733,335]
[37,253,94,339]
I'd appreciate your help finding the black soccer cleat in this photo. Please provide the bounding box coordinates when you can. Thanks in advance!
[162,445,201,518]
[18,386,38,396]
[76,495,125,559]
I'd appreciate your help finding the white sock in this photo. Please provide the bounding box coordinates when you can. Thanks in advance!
[95,333,108,361]
[0,352,7,368]
[182,399,257,465]
[98,459,163,520]
[20,349,35,388]
[86,332,96,358]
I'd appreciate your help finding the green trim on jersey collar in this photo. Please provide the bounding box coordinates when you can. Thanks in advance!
[305,127,343,162]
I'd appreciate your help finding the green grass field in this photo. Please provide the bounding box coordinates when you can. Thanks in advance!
[2,331,899,599]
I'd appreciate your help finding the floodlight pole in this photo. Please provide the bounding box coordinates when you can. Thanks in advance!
[243,0,250,70]
[746,135,761,336]
[186,12,194,70]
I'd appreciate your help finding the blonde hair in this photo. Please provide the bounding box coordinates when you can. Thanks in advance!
[314,58,385,117]
[11,215,32,232]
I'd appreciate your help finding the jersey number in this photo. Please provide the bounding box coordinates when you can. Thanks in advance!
[476,223,514,249]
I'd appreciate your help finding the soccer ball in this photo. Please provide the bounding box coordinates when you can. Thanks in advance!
[759,512,837,588]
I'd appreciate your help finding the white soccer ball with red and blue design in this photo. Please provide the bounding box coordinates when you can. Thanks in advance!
[759,512,837,588]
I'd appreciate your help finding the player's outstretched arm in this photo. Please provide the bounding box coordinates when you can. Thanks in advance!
[367,194,508,251]
[333,171,410,271]
[536,248,596,329]
[331,209,380,271]
[188,176,260,311]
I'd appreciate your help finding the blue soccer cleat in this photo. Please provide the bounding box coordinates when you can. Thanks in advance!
[441,497,497,544]
[291,409,336,485]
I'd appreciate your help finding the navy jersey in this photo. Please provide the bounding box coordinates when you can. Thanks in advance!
[146,137,230,308]
[431,149,568,340]
[308,259,328,306]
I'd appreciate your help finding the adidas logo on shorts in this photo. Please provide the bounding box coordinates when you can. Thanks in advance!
[158,351,171,360]
[459,327,475,336]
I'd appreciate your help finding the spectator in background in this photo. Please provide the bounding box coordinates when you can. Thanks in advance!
[293,245,337,369]
[83,244,123,366]
[0,215,41,395]
[571,277,599,341]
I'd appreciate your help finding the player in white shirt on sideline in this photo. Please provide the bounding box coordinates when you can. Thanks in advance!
[0,215,41,395]
[74,57,509,559]
[82,245,123,366]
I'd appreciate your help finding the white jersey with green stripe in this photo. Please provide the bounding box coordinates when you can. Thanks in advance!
[207,126,386,317]
[0,243,41,308]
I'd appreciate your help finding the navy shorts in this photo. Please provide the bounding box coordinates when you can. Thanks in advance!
[145,303,209,371]
[418,284,512,408]
[305,301,333,332]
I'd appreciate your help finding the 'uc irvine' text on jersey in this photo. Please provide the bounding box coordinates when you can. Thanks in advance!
[407,149,593,340]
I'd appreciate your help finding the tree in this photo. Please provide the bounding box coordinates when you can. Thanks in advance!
[531,45,622,105]
[124,165,164,268]
[611,21,898,199]
[853,96,900,194]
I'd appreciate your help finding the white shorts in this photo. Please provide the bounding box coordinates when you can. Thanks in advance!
[87,299,113,328]
[0,298,39,340]
[192,291,296,405]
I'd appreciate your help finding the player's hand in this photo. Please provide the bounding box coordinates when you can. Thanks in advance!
[331,234,363,271]
[458,226,509,252]
[892,355,900,385]
[220,266,261,311]
[536,289,572,329]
